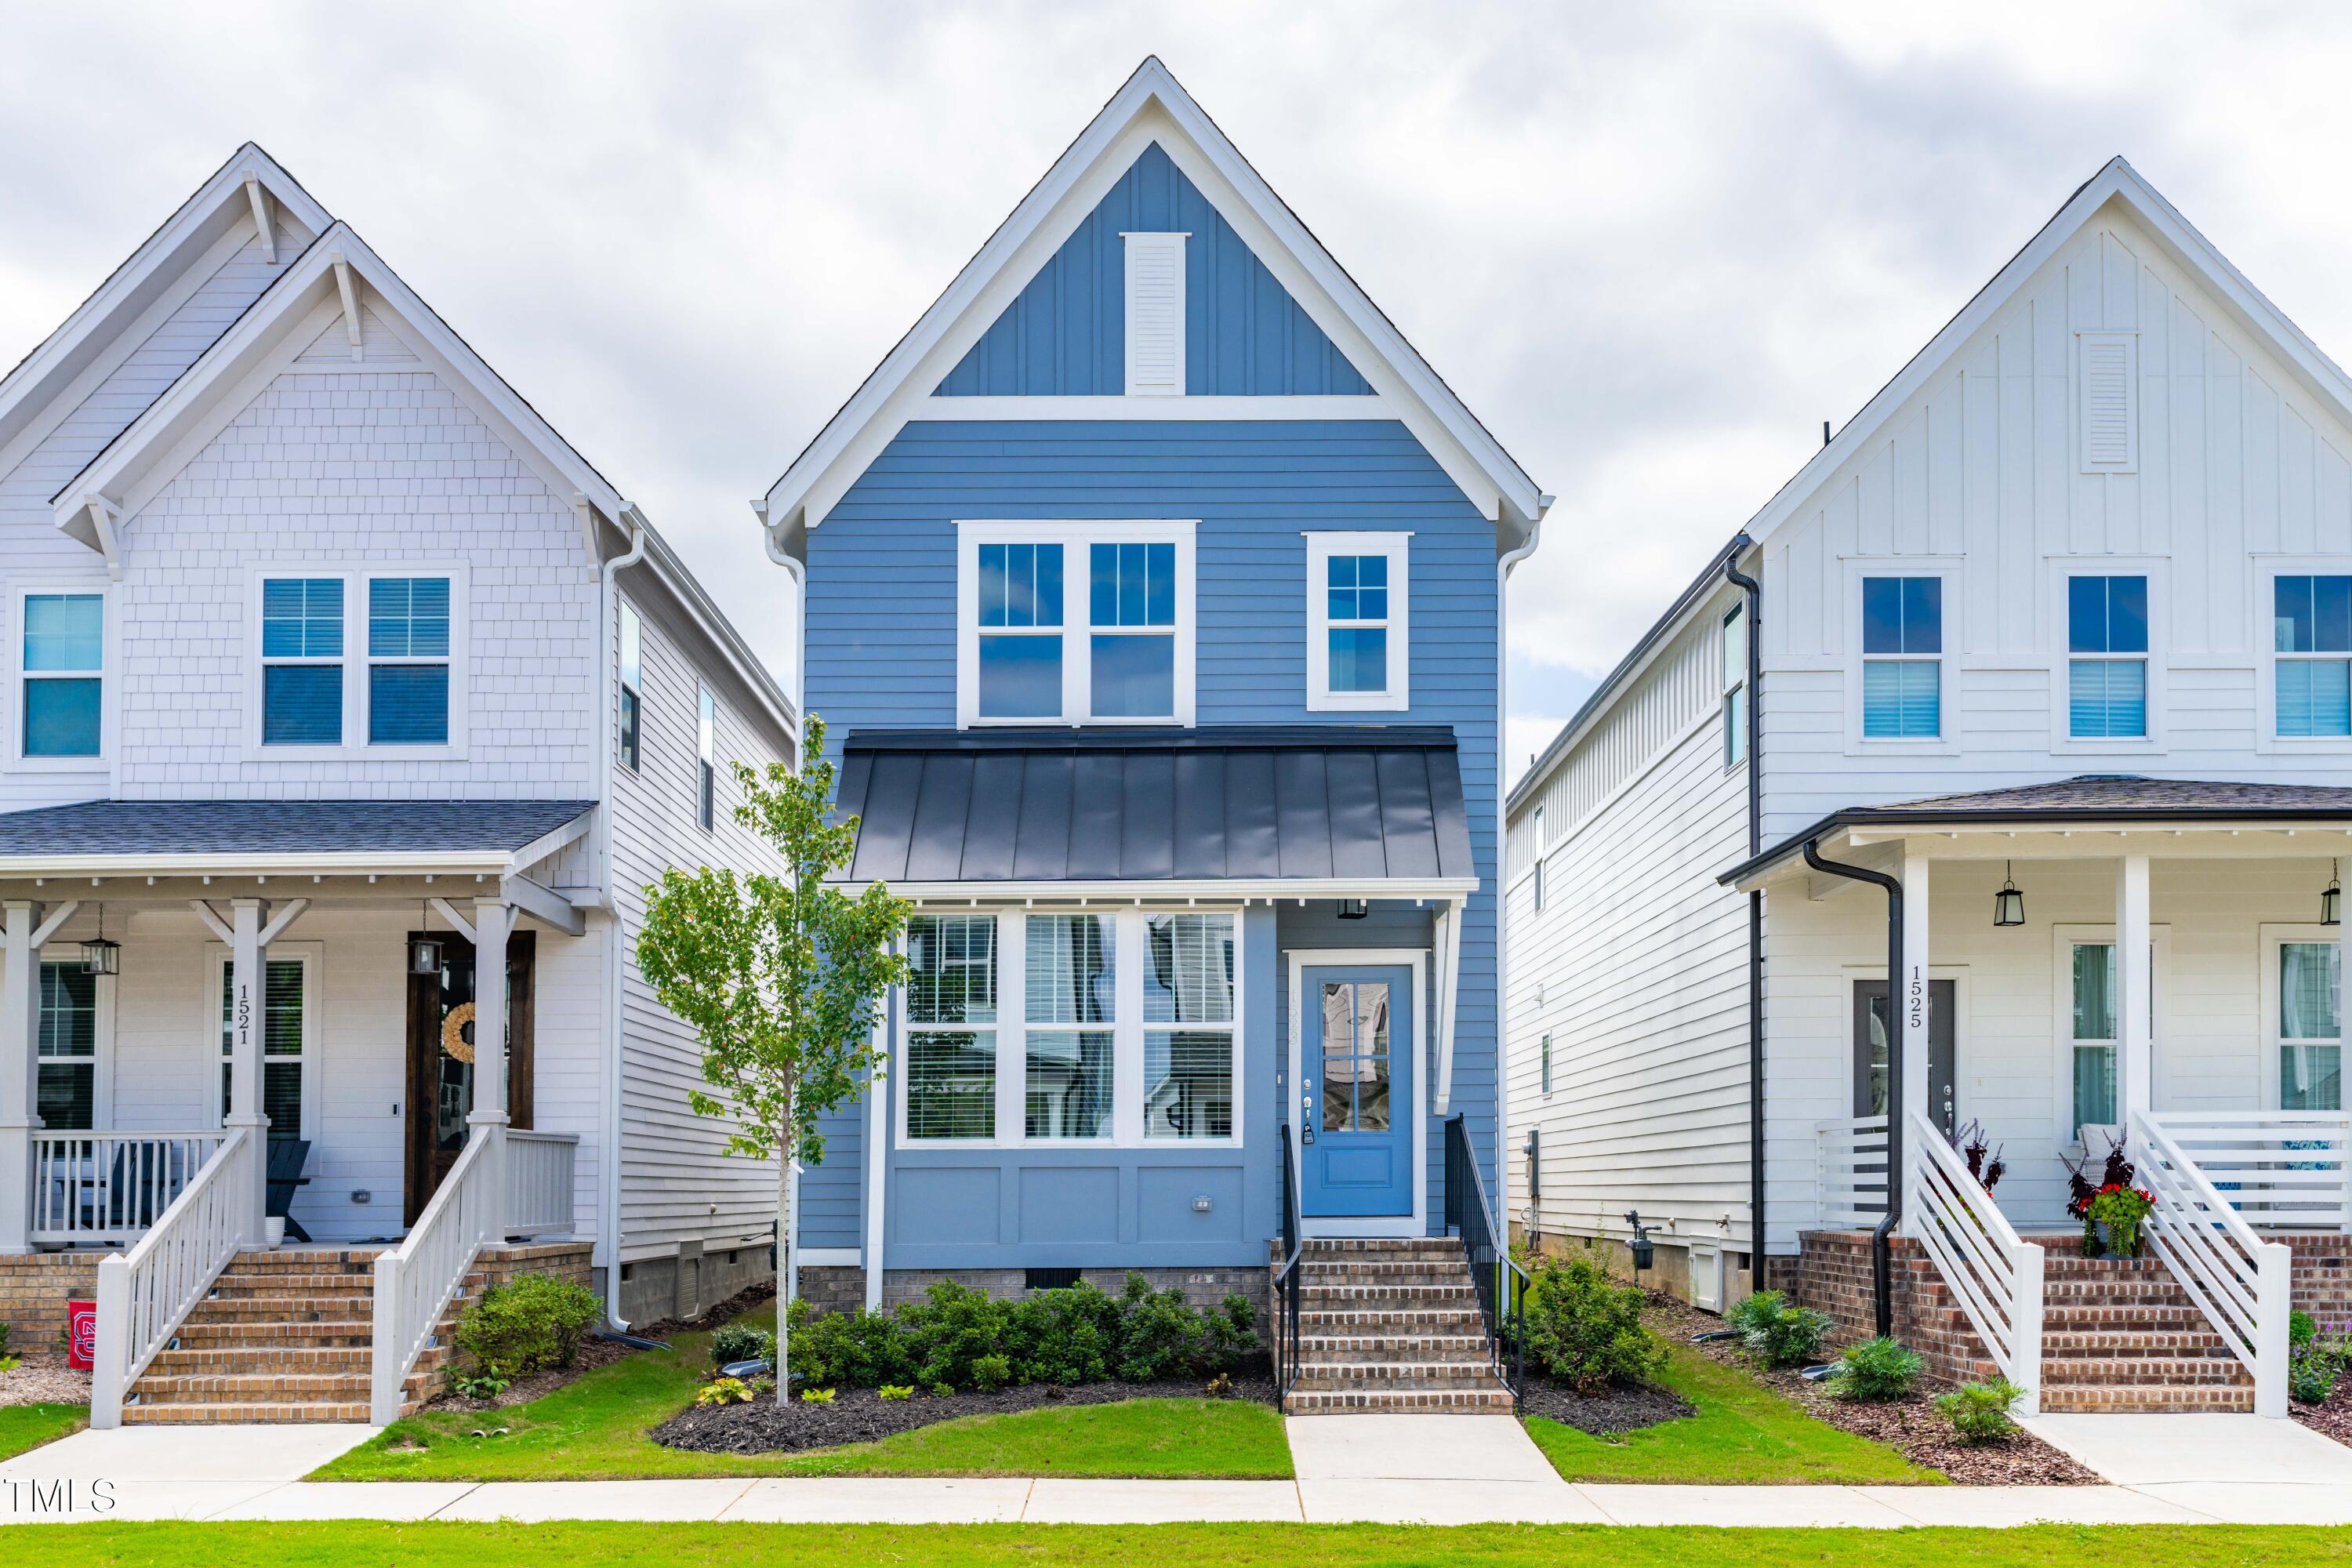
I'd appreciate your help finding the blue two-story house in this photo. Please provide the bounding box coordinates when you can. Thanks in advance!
[757,59,1549,1410]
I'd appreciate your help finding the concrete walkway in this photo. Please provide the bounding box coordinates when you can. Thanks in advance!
[5,1412,2351,1526]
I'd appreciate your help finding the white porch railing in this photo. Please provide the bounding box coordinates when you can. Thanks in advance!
[1815,1115,1889,1228]
[89,1127,260,1428]
[1907,1109,2045,1415]
[370,1127,499,1425]
[31,1131,228,1247]
[2131,1109,2293,1418]
[2147,1109,2352,1232]
[506,1129,579,1238]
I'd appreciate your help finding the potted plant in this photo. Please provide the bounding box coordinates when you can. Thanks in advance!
[2063,1134,2136,1257]
[2086,1183,2155,1260]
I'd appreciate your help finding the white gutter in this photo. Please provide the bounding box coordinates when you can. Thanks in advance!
[1493,499,1550,1229]
[596,513,648,1331]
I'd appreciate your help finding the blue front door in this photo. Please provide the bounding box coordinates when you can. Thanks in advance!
[1301,964,1414,1218]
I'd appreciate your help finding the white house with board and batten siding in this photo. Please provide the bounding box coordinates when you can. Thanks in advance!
[0,145,794,1428]
[1508,157,2352,1421]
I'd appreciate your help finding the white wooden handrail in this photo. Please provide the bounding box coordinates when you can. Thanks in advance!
[2147,1109,2351,1232]
[89,1127,259,1428]
[1815,1115,1889,1229]
[2131,1108,2292,1417]
[505,1129,579,1239]
[371,1125,499,1424]
[1905,1110,2044,1416]
[31,1131,229,1246]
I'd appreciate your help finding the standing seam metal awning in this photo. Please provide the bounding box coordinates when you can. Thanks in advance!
[833,727,1475,888]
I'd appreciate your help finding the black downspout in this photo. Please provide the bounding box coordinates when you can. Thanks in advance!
[1722,541,1765,1297]
[1801,837,1904,1340]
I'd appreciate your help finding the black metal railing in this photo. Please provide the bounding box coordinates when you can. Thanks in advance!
[1273,1122,1305,1398]
[1443,1112,1526,1410]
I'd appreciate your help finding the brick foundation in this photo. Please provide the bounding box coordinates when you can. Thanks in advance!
[787,1263,1271,1321]
[0,1254,102,1364]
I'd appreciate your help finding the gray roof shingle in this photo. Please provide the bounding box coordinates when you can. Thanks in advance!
[0,799,594,858]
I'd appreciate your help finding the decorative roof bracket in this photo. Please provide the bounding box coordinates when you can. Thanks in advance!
[330,252,362,359]
[243,172,276,263]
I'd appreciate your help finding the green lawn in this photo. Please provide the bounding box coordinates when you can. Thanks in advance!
[8,1523,2350,1567]
[1523,1340,1942,1485]
[317,1303,1290,1482]
[0,1403,85,1461]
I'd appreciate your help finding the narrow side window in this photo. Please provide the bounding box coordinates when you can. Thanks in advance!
[618,604,643,771]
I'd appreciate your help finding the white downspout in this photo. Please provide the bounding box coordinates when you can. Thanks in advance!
[1494,500,1549,1229]
[597,508,648,1330]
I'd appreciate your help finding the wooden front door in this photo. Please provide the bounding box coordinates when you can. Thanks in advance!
[405,928,535,1225]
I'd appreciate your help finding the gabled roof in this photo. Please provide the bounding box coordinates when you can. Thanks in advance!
[0,143,332,464]
[759,57,1548,560]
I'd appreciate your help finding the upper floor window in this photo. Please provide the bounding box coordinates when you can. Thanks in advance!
[618,604,643,771]
[261,579,345,746]
[1306,532,1409,712]
[1722,603,1748,762]
[1530,805,1546,913]
[1860,576,1940,739]
[367,577,450,745]
[2274,575,2352,739]
[696,686,718,832]
[1540,1032,1553,1094]
[2067,575,2148,739]
[20,592,102,758]
[958,522,1195,727]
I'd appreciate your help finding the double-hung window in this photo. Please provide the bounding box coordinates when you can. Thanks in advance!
[1306,533,1409,710]
[1722,604,1748,762]
[21,593,103,758]
[905,915,1000,1139]
[1025,914,1115,1138]
[961,523,1194,725]
[219,956,309,1141]
[261,579,345,745]
[618,604,643,771]
[1860,577,1940,739]
[1142,913,1236,1139]
[2278,941,2343,1112]
[38,960,98,1131]
[2067,575,2149,739]
[696,687,718,831]
[368,577,450,744]
[2066,939,2156,1140]
[2274,575,2352,739]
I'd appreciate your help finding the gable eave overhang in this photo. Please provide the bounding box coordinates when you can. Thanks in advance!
[759,57,1548,563]
[1739,157,2352,556]
[0,144,332,468]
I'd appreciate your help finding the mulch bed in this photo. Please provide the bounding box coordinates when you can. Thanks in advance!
[655,1373,1279,1455]
[2291,1377,2352,1449]
[1519,1377,1693,1436]
[1643,1291,2101,1485]
[0,1365,89,1409]
[429,1333,637,1412]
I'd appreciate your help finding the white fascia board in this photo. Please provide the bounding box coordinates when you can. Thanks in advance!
[0,145,329,457]
[762,59,1545,557]
[874,877,1480,902]
[0,850,527,881]
[916,394,1394,420]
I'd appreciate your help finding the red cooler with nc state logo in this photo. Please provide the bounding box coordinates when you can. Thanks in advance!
[67,1301,96,1371]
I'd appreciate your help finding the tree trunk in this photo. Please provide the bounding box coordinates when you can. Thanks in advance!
[775,1075,795,1406]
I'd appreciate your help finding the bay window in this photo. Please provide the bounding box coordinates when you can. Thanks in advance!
[959,522,1195,726]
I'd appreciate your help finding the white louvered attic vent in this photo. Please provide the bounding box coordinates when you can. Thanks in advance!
[1123,231,1188,397]
[2078,331,2139,474]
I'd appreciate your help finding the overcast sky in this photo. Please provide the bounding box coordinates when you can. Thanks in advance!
[7,2,2351,788]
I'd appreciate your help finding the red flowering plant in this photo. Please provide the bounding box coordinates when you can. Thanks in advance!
[2063,1134,2134,1221]
[2085,1182,2157,1259]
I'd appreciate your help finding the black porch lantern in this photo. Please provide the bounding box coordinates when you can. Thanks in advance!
[82,904,119,977]
[410,902,443,976]
[2325,860,2343,928]
[1993,861,2027,928]
[1335,898,1370,920]
[1624,1210,1656,1272]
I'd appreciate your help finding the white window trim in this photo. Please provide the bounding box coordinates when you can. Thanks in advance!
[34,945,116,1130]
[954,520,1198,728]
[1120,230,1189,397]
[205,941,323,1142]
[1721,602,1747,768]
[617,600,644,773]
[2047,557,2168,755]
[2049,923,2169,1149]
[1842,558,1959,757]
[695,684,720,834]
[241,564,470,760]
[2259,924,2343,1110]
[1285,944,1428,1240]
[1305,532,1410,713]
[8,580,114,771]
[896,906,1244,1151]
[2253,557,2352,754]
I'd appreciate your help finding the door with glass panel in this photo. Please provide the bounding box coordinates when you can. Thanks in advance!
[1300,965,1414,1218]
[1851,979,1957,1138]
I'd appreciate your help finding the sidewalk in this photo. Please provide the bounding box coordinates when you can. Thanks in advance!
[4,1412,2351,1526]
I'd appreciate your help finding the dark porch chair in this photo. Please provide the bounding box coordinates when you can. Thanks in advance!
[267,1138,313,1243]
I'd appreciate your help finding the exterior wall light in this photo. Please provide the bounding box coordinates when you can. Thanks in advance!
[2325,860,2342,927]
[1336,898,1370,920]
[1993,861,2026,927]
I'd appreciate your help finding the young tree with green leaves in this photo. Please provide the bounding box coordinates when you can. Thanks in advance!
[636,713,909,1401]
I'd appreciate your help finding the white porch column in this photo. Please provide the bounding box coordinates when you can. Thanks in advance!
[2118,854,2153,1123]
[471,898,512,1243]
[1899,848,1933,1233]
[224,897,269,1246]
[0,902,42,1254]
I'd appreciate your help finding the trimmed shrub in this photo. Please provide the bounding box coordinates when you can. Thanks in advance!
[1933,1378,2022,1443]
[1828,1336,1922,1401]
[1726,1289,1833,1369]
[1005,1283,1122,1386]
[710,1322,775,1370]
[1521,1258,1664,1393]
[455,1272,601,1379]
[787,1298,916,1388]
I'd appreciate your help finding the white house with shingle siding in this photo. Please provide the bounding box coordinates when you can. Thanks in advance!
[0,145,793,1425]
[1510,158,2352,1417]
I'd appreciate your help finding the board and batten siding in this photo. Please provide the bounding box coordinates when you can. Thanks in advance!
[1505,599,1752,1254]
[1759,200,2352,839]
[608,584,789,1265]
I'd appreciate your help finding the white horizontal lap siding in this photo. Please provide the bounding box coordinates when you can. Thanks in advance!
[1507,609,1753,1254]
[610,591,787,1263]
[1757,206,2352,838]
[529,916,608,1240]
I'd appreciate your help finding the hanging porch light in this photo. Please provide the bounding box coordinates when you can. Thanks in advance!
[82,904,119,977]
[1993,861,2027,928]
[409,899,444,975]
[2325,859,2342,928]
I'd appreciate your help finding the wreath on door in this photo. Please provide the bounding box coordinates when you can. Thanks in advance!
[441,1001,477,1065]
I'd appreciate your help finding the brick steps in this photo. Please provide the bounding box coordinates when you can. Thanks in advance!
[1281,1238,1511,1416]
